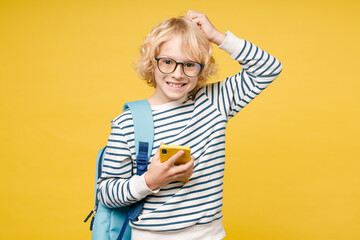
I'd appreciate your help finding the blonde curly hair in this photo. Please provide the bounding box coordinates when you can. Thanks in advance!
[135,16,217,97]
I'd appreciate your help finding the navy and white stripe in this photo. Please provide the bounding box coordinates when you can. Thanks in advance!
[98,31,282,232]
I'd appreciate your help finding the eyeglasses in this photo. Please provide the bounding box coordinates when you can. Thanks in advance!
[155,57,204,77]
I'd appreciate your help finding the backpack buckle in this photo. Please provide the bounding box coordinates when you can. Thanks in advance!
[136,142,149,174]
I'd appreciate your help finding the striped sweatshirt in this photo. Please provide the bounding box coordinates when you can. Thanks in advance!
[97,31,282,235]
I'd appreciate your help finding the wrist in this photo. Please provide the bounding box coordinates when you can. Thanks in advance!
[144,172,159,191]
[211,31,226,46]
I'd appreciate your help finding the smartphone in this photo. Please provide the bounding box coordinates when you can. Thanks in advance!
[159,145,191,182]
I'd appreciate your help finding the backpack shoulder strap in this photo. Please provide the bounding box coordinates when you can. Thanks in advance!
[123,99,154,175]
[117,100,154,240]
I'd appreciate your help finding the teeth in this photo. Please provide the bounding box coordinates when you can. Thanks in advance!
[169,83,184,87]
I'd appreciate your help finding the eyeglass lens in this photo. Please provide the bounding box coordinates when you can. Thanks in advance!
[157,58,202,77]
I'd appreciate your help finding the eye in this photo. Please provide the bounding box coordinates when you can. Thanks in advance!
[164,59,173,65]
[185,62,196,68]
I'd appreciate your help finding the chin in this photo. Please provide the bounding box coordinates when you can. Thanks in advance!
[167,93,186,101]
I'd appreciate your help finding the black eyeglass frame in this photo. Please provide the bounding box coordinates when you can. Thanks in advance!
[155,57,204,77]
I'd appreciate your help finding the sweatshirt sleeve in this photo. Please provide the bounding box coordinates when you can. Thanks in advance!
[205,31,283,120]
[97,112,158,208]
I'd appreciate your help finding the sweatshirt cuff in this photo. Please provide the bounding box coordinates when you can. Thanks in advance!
[129,174,159,200]
[218,30,247,60]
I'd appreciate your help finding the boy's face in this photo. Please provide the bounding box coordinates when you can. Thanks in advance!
[151,36,198,105]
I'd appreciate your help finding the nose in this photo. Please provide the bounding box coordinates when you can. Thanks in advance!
[171,64,184,79]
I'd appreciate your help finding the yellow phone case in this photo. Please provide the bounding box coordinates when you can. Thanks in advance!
[159,145,191,182]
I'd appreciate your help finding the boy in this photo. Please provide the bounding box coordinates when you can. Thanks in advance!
[98,10,282,240]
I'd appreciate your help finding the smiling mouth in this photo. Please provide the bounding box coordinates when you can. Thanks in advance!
[167,82,187,88]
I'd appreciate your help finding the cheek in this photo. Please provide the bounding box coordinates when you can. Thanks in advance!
[154,69,164,84]
[189,78,199,89]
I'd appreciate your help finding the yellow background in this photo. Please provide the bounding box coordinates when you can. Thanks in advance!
[1,0,359,239]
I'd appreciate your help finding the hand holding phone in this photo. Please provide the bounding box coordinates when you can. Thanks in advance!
[159,145,192,182]
[145,144,194,190]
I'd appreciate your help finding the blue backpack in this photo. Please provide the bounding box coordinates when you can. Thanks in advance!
[84,100,154,240]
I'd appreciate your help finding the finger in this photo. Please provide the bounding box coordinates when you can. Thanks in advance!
[166,150,185,166]
[191,17,202,26]
[187,10,203,22]
[186,12,211,32]
[186,169,194,178]
[187,10,203,18]
[173,168,194,181]
[185,156,195,170]
[186,10,196,19]
[173,155,194,174]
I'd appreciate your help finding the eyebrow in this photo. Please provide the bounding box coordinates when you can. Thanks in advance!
[156,56,197,62]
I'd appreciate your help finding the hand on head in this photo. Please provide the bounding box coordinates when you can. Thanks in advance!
[186,10,226,46]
